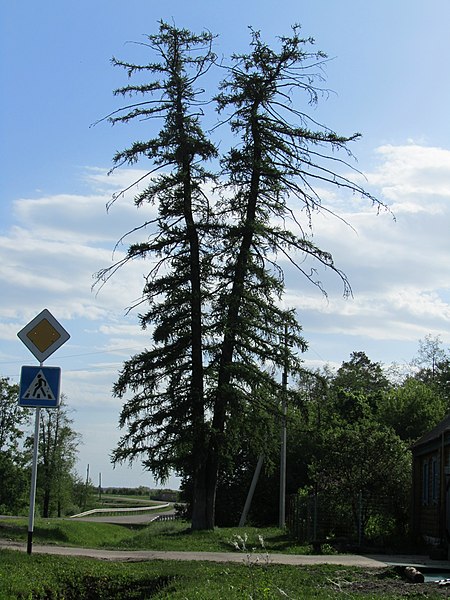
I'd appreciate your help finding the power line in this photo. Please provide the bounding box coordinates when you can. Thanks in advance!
[0,345,143,366]
[0,346,144,380]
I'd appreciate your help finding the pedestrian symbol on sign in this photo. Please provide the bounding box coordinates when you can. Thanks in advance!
[23,370,55,401]
[24,371,55,401]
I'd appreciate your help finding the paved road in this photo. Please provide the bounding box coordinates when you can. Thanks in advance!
[1,510,175,526]
[72,512,174,525]
[2,539,450,571]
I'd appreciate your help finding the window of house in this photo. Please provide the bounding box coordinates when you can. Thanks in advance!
[422,459,429,506]
[432,456,440,504]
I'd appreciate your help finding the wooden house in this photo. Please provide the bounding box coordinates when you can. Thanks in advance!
[411,414,450,554]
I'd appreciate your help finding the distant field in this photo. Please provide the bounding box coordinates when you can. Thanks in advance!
[97,494,165,507]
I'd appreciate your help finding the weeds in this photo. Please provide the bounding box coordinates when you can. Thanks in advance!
[229,534,294,599]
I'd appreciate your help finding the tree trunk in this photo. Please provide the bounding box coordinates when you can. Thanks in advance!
[42,484,50,518]
[202,107,262,529]
[189,116,261,529]
[174,67,209,530]
[191,452,218,530]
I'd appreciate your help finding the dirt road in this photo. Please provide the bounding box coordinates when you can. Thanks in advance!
[2,538,449,572]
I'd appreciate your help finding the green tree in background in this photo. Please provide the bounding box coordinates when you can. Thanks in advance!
[411,335,450,406]
[413,334,447,381]
[0,376,28,455]
[27,399,81,517]
[310,416,410,539]
[290,357,410,539]
[330,351,390,417]
[0,377,30,513]
[379,377,446,443]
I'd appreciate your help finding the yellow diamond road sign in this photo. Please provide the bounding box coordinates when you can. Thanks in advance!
[18,309,70,362]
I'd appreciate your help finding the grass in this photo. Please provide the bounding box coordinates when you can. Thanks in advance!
[116,523,310,554]
[0,519,446,598]
[0,548,436,600]
[80,493,172,514]
[0,517,137,548]
[95,495,165,508]
[0,517,310,554]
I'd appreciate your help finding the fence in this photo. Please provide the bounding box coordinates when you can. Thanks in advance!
[70,503,170,519]
[287,491,408,547]
[154,513,177,522]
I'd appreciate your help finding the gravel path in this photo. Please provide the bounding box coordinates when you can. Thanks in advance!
[0,539,433,569]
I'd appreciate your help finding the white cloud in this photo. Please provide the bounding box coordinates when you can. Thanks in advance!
[3,152,450,352]
[1,147,450,484]
[0,322,20,342]
[98,323,143,337]
[368,143,450,206]
[280,143,450,353]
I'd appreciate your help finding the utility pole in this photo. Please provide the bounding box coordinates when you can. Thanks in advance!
[84,463,90,509]
[239,454,264,527]
[279,324,288,528]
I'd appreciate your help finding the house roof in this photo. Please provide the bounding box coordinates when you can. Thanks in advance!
[411,413,450,450]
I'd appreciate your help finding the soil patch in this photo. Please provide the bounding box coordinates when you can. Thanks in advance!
[329,568,450,597]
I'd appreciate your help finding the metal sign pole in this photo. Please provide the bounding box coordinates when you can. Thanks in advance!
[27,404,41,554]
[17,309,70,555]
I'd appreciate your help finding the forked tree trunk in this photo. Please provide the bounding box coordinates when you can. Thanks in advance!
[191,455,218,530]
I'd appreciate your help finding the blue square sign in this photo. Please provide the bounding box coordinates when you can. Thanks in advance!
[19,366,61,408]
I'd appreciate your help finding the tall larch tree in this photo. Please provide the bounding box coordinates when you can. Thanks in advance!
[95,22,218,529]
[198,27,386,528]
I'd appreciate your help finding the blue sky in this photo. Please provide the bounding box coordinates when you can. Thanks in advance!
[1,0,450,489]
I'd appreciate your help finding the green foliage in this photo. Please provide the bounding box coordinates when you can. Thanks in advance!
[331,351,390,416]
[36,401,81,517]
[379,377,447,442]
[286,353,414,541]
[0,454,29,515]
[413,334,447,378]
[0,377,30,513]
[410,335,450,408]
[0,376,29,455]
[311,420,410,511]
[0,379,83,517]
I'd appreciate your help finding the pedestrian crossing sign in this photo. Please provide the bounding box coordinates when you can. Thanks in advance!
[19,365,61,408]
